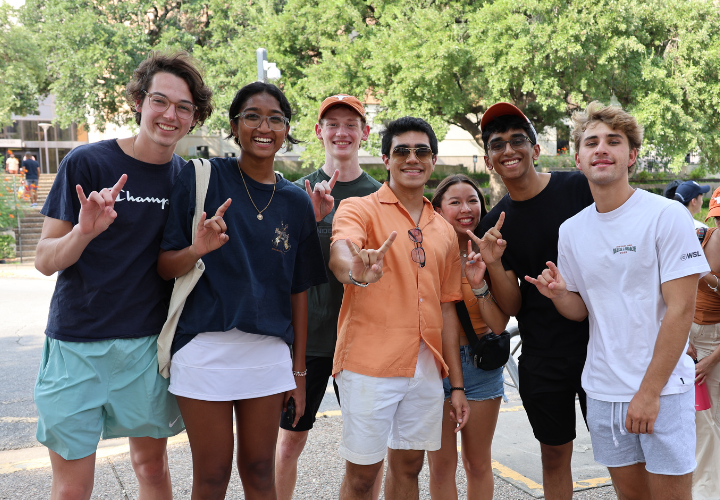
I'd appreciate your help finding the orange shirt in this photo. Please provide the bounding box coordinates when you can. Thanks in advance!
[460,278,490,336]
[331,183,462,378]
[695,227,720,325]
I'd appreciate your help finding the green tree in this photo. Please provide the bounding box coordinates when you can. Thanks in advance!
[0,4,47,127]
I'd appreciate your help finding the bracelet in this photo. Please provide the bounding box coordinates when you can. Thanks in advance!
[472,280,489,297]
[348,270,369,287]
[709,275,719,293]
[450,387,465,392]
[293,370,308,377]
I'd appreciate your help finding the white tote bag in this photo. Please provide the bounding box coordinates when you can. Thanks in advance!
[157,158,212,378]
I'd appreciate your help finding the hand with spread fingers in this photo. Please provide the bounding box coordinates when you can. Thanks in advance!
[525,261,568,300]
[191,198,232,257]
[306,169,339,222]
[464,240,487,290]
[75,174,127,238]
[346,231,397,284]
[467,211,507,267]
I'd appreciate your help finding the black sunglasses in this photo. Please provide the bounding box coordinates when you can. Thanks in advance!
[408,227,426,267]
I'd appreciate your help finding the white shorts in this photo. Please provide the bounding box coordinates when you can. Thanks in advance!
[587,390,696,475]
[336,341,444,465]
[169,329,295,401]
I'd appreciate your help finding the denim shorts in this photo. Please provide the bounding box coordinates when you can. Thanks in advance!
[443,344,505,401]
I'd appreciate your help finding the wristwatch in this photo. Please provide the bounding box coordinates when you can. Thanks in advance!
[348,270,369,287]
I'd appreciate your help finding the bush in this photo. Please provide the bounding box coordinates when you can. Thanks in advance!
[0,234,15,259]
[689,166,708,180]
[635,170,652,183]
[0,176,26,229]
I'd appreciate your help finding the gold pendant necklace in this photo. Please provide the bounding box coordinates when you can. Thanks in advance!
[237,158,276,220]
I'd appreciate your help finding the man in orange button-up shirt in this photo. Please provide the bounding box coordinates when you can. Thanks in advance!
[329,117,469,500]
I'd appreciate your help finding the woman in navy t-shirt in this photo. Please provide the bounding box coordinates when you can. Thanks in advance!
[158,82,327,498]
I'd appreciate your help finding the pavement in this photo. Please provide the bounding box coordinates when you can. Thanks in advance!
[0,264,618,499]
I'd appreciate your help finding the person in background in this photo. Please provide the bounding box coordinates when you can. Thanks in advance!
[22,154,41,207]
[5,151,19,174]
[674,180,710,229]
[428,174,509,500]
[686,188,720,499]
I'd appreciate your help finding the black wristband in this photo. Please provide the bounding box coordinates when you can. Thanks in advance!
[450,387,465,392]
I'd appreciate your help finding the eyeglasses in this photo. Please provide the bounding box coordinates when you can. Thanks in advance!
[142,91,196,120]
[391,147,434,162]
[487,136,533,154]
[408,227,426,268]
[233,112,289,131]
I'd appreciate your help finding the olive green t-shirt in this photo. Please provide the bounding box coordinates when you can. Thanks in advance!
[294,168,382,357]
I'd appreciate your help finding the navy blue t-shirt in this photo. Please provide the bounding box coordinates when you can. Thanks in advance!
[160,158,328,355]
[23,159,40,179]
[41,140,184,342]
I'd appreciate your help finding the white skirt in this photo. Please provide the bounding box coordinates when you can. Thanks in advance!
[168,329,296,401]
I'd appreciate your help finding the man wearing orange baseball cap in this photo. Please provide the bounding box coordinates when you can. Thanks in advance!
[471,102,594,499]
[275,94,382,500]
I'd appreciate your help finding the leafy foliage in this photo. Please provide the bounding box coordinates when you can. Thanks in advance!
[9,0,720,171]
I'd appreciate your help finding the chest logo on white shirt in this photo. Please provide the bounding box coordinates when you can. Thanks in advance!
[613,244,637,255]
[273,222,291,254]
[681,251,702,261]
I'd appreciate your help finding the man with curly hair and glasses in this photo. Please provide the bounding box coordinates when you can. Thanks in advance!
[34,51,213,500]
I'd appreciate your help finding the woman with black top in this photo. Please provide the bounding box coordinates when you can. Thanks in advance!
[157,82,327,499]
[427,174,509,500]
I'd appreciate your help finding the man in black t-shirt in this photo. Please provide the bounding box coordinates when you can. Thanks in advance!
[472,103,593,500]
[275,94,382,500]
[22,155,40,206]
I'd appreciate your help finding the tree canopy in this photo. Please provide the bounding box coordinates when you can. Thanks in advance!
[8,0,720,171]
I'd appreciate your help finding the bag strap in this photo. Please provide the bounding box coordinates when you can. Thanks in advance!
[191,158,212,244]
[455,301,482,350]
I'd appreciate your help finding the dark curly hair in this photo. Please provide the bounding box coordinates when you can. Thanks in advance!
[225,82,300,148]
[126,51,214,133]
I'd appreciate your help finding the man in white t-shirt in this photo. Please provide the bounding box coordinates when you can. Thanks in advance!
[526,102,709,500]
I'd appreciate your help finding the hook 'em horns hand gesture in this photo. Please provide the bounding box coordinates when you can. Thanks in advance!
[346,231,397,284]
[306,169,339,222]
[191,198,232,258]
[75,174,127,238]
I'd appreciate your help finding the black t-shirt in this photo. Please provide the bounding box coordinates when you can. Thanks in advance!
[294,169,382,357]
[479,171,594,357]
[161,158,328,355]
[41,140,184,341]
[22,159,40,179]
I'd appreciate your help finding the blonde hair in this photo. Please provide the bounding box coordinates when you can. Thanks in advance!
[571,101,644,175]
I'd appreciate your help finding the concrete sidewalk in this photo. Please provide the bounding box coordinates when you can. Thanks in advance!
[0,413,618,500]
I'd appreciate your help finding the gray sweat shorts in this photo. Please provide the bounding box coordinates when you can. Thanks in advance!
[586,389,696,475]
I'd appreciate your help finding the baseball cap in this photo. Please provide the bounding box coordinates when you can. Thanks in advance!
[675,181,710,204]
[705,186,720,222]
[318,94,365,121]
[480,102,537,142]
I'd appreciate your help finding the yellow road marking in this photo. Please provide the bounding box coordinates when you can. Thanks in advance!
[499,405,524,412]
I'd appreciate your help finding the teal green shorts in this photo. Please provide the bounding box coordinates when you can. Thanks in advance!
[35,335,184,460]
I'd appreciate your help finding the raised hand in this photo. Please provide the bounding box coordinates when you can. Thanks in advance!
[524,261,568,300]
[192,198,232,257]
[306,169,339,222]
[465,240,487,289]
[467,211,506,266]
[346,231,397,284]
[75,174,127,237]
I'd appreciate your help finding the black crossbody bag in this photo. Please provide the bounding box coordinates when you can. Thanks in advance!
[455,301,511,371]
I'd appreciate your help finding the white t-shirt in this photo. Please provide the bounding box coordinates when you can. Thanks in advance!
[558,189,709,402]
